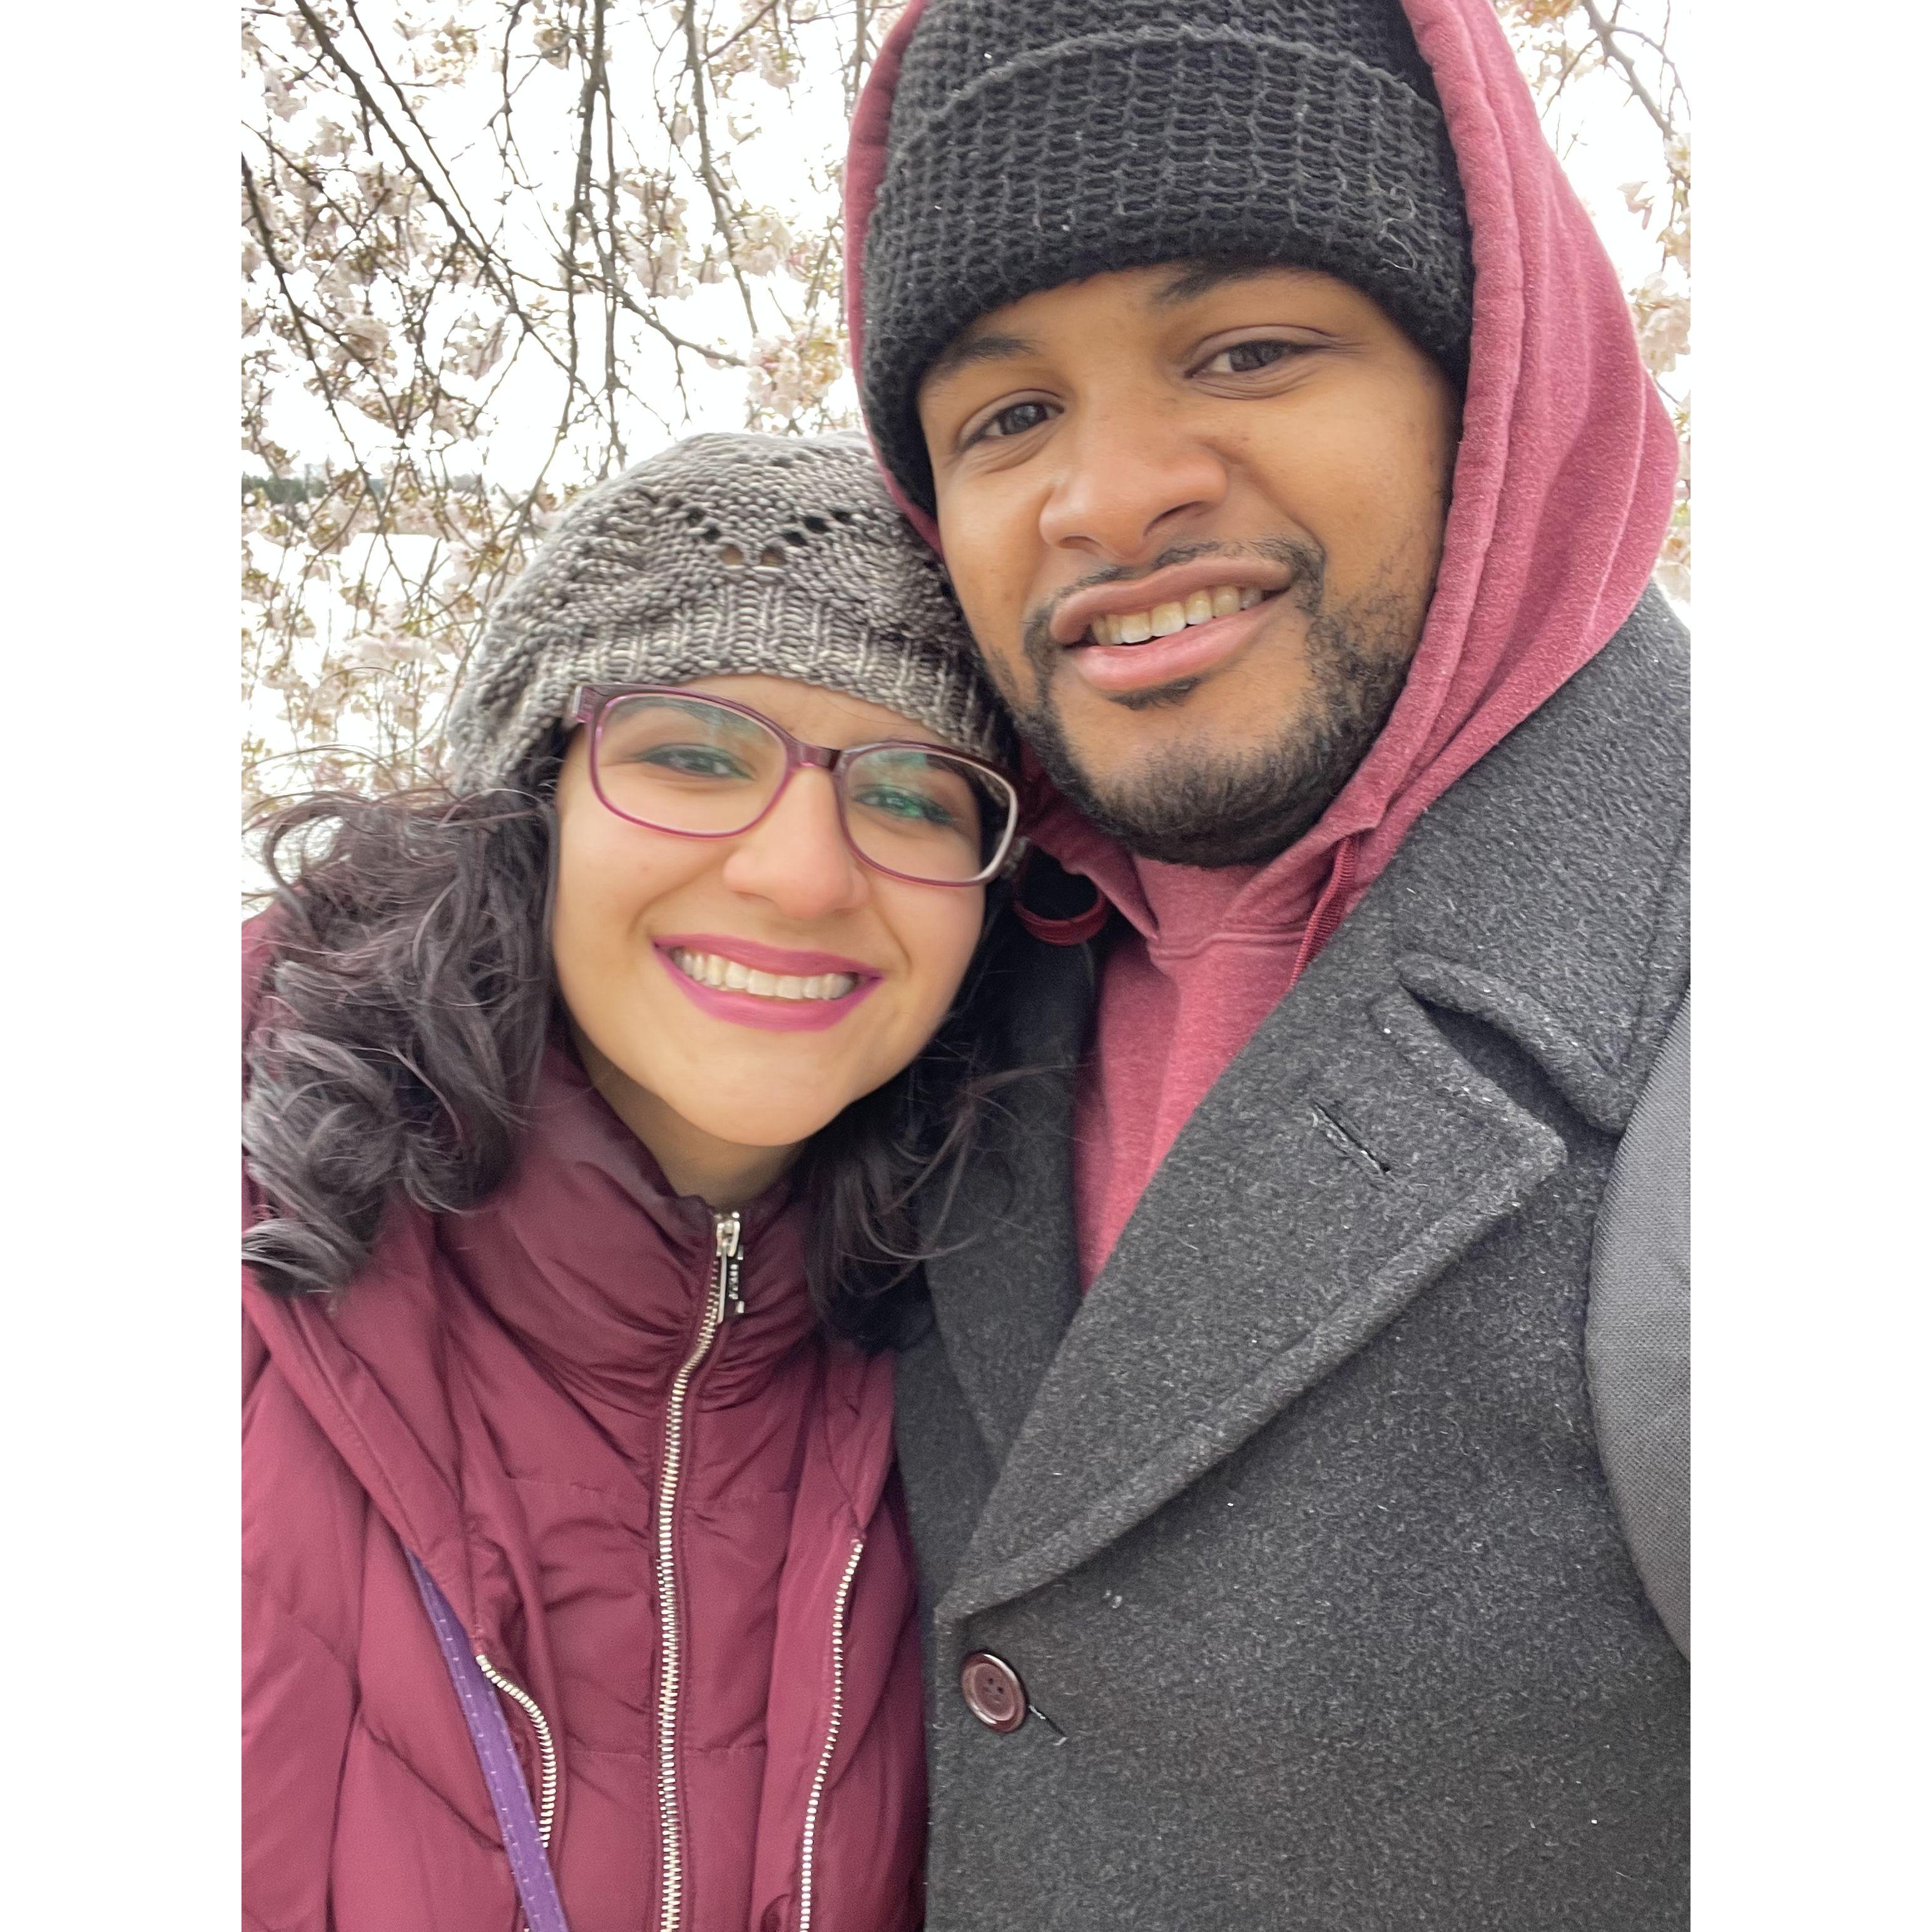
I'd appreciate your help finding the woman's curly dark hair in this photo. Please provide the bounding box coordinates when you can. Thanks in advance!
[241,750,1033,1349]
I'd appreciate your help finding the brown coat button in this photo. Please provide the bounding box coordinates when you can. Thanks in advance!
[959,1650,1027,1732]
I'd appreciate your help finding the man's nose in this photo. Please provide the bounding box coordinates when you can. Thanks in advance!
[718,767,870,919]
[1036,405,1231,561]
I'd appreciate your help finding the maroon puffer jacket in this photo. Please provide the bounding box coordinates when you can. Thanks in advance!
[243,1033,925,1932]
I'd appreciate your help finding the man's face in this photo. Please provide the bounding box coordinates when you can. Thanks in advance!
[916,263,1461,867]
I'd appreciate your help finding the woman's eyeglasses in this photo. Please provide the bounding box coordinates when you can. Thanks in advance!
[568,685,1020,888]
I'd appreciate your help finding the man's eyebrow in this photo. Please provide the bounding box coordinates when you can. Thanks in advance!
[1149,260,1316,308]
[922,329,1038,389]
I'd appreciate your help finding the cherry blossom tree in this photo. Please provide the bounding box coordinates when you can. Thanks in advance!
[242,0,895,819]
[242,0,1687,824]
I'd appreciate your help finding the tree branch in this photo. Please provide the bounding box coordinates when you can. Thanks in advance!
[1575,0,1673,139]
[708,0,783,61]
[679,0,761,328]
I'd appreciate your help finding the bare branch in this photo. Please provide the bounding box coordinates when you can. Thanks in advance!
[679,0,761,328]
[708,0,783,61]
[1576,0,1674,139]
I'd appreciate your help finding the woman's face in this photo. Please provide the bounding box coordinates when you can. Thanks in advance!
[551,672,990,1197]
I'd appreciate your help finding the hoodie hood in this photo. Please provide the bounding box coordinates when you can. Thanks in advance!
[843,0,1679,933]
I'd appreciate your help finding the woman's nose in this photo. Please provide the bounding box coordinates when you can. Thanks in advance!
[718,767,870,918]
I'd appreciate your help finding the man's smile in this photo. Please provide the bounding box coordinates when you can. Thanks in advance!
[1060,589,1291,696]
[1030,550,1309,699]
[1048,555,1294,646]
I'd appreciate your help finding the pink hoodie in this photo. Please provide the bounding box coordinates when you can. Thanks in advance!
[844,0,1679,1282]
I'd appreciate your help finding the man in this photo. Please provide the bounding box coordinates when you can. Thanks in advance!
[843,0,1689,1927]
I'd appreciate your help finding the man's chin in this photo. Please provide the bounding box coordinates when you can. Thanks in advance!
[1024,725,1342,870]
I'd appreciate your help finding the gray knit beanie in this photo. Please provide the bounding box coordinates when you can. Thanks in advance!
[859,0,1475,511]
[445,432,1012,791]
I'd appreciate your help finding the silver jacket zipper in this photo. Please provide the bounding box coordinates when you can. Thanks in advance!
[795,1537,865,1932]
[474,1649,559,1932]
[654,1209,743,1932]
[471,1650,559,1851]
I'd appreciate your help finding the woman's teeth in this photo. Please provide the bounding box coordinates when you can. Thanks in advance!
[1088,583,1265,647]
[669,948,858,1002]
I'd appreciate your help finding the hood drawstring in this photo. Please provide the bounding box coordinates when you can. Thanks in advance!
[1288,833,1361,990]
[1012,848,1112,947]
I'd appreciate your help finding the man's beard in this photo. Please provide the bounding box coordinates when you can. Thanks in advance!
[1006,541,1422,869]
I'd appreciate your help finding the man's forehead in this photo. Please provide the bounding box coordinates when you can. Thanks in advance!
[920,261,1328,390]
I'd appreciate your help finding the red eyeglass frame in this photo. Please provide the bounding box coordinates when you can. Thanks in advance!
[567,683,1022,888]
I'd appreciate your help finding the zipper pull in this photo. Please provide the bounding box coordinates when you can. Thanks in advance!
[713,1209,745,1318]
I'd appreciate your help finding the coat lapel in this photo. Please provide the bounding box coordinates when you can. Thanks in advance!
[935,896,1567,1628]
[920,932,1091,1463]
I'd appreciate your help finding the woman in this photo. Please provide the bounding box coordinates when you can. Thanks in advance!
[242,433,1023,1932]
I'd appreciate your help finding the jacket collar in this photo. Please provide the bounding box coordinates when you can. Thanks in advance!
[244,1042,816,1647]
[442,1044,810,1421]
[928,885,1563,1627]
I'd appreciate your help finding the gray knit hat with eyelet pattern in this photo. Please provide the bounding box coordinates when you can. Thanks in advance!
[859,0,1475,512]
[445,431,1012,791]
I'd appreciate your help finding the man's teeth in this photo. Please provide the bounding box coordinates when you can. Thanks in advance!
[669,948,859,1002]
[1089,584,1264,646]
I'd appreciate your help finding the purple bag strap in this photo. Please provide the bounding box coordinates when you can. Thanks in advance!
[408,1552,571,1932]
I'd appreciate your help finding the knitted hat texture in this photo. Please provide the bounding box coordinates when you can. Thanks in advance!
[445,432,1011,790]
[860,0,1476,510]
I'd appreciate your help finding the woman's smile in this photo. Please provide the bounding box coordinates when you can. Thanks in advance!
[656,933,882,1032]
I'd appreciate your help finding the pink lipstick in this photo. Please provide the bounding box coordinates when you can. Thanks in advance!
[653,934,882,1034]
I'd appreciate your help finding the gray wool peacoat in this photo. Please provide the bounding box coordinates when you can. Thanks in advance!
[898,588,1690,1931]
